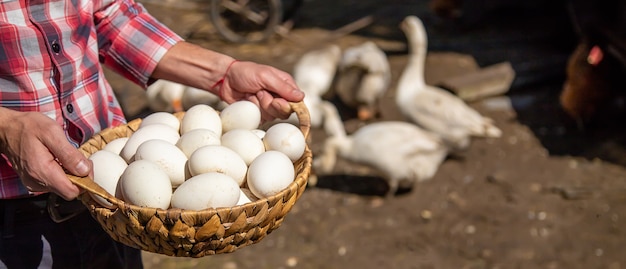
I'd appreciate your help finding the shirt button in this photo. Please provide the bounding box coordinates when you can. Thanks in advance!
[51,42,60,53]
[66,104,74,113]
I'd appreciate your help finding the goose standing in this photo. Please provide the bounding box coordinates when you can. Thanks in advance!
[335,41,391,120]
[396,15,502,150]
[314,120,449,197]
[292,44,345,135]
[293,44,342,100]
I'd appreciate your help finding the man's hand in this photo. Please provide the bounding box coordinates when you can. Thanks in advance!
[219,61,304,122]
[0,108,91,200]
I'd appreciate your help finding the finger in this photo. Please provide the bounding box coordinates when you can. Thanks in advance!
[217,84,238,104]
[25,152,81,200]
[245,93,261,108]
[263,70,304,102]
[253,91,278,122]
[259,92,293,120]
[270,98,293,119]
[41,131,91,177]
[44,161,81,200]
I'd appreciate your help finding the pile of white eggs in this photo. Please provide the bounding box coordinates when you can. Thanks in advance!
[88,101,306,211]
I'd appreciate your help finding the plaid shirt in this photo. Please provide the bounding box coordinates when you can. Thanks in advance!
[0,0,183,198]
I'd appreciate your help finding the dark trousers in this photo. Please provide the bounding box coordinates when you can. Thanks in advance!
[0,194,143,269]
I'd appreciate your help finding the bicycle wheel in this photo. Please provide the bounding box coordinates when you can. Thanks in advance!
[210,0,283,43]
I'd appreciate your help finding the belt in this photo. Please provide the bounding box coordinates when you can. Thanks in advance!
[0,193,86,238]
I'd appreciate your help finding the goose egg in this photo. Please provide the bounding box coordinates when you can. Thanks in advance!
[220,100,261,132]
[236,188,259,206]
[188,145,248,186]
[120,124,180,163]
[180,104,222,135]
[88,150,127,207]
[175,129,221,158]
[134,139,188,187]
[171,172,240,210]
[221,129,265,165]
[119,159,172,209]
[263,123,306,162]
[247,150,295,198]
[102,137,128,155]
[139,112,180,132]
[251,129,266,139]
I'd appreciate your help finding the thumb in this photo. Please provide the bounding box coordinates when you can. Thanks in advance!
[44,135,91,177]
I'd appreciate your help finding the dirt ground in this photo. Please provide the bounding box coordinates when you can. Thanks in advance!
[105,0,626,268]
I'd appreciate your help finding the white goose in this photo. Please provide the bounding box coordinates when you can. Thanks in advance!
[396,15,502,150]
[147,79,229,113]
[293,44,342,99]
[181,86,228,111]
[146,79,186,113]
[314,120,449,197]
[292,44,345,135]
[335,41,391,120]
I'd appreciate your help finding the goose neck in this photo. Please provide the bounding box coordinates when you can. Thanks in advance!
[396,49,426,101]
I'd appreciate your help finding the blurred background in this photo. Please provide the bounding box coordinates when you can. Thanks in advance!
[104,0,626,268]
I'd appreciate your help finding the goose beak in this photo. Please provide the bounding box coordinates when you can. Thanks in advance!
[172,99,184,112]
[357,107,375,121]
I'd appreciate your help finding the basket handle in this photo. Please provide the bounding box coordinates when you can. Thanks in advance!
[290,101,311,140]
[66,174,117,203]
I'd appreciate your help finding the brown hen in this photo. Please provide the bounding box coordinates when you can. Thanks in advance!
[560,42,619,125]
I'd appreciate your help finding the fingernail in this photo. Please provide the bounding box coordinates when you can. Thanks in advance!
[293,90,304,100]
[76,160,89,176]
[273,101,290,114]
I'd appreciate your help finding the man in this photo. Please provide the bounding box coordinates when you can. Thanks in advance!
[0,0,304,268]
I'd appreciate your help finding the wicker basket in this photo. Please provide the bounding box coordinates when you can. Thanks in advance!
[66,102,311,258]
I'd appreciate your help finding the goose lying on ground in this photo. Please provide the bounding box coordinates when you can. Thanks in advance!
[314,120,449,197]
[396,15,502,150]
[147,80,228,112]
[181,86,228,111]
[335,41,391,120]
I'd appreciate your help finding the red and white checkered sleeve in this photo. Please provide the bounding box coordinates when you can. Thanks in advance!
[94,0,184,88]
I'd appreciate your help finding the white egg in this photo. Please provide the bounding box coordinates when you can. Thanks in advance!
[102,137,128,155]
[250,129,266,139]
[88,150,127,208]
[119,159,173,209]
[119,124,180,163]
[220,100,261,132]
[236,188,259,206]
[263,123,306,162]
[171,172,240,210]
[180,104,222,135]
[139,112,180,132]
[247,150,295,198]
[134,139,188,187]
[175,129,221,158]
[188,145,248,186]
[221,129,265,165]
